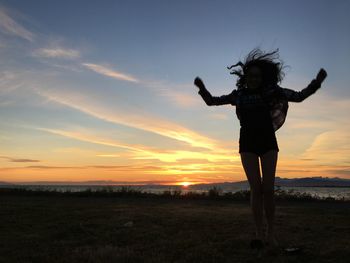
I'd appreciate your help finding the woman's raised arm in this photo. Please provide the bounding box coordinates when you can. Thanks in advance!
[278,68,327,102]
[194,77,237,106]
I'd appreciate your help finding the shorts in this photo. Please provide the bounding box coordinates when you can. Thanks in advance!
[239,127,279,157]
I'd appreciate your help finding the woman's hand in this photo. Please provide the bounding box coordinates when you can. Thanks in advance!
[194,76,205,90]
[315,68,327,85]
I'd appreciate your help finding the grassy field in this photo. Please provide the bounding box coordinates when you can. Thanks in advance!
[0,189,349,263]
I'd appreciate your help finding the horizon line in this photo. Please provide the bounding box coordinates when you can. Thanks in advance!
[1,176,349,186]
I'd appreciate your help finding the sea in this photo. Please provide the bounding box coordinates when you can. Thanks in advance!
[1,184,350,201]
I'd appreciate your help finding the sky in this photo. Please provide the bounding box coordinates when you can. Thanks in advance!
[0,0,349,185]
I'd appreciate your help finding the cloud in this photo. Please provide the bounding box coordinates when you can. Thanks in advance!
[0,71,23,94]
[80,63,199,109]
[323,168,350,177]
[32,47,80,59]
[32,127,239,163]
[0,155,40,162]
[1,68,219,151]
[141,80,200,108]
[156,86,200,108]
[300,128,350,165]
[34,127,147,152]
[0,6,192,107]
[282,93,350,165]
[31,87,223,151]
[0,8,34,42]
[82,63,139,83]
[7,124,241,179]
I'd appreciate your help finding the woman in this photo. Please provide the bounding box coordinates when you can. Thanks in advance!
[194,48,327,252]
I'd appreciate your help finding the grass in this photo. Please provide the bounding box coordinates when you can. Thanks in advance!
[0,187,349,262]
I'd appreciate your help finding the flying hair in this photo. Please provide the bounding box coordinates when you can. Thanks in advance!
[227,47,289,90]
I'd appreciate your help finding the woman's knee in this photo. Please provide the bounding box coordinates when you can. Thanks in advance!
[240,152,262,188]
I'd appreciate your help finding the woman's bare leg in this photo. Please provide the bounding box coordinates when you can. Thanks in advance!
[260,149,278,244]
[240,152,263,239]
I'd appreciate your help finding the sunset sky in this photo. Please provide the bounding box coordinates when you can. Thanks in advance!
[1,0,349,184]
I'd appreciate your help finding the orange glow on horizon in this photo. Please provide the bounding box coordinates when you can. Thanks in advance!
[182,181,190,187]
[174,181,197,187]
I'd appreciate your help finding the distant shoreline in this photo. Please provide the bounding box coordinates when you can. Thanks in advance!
[1,186,349,203]
[2,175,350,188]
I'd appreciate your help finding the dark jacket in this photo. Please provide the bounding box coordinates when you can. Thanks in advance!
[197,79,322,131]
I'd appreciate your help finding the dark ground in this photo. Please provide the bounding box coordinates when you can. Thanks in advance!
[0,193,349,263]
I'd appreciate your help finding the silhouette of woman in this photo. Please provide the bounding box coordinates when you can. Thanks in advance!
[194,48,327,252]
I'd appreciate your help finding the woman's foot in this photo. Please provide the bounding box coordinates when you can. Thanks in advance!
[250,229,265,251]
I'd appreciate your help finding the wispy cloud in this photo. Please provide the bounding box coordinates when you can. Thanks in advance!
[301,128,350,166]
[80,64,200,107]
[32,47,80,59]
[0,155,40,162]
[82,63,139,83]
[0,178,188,185]
[34,127,147,152]
[141,79,200,108]
[0,71,23,94]
[0,8,34,41]
[25,126,241,177]
[32,127,238,163]
[276,92,350,160]
[155,86,200,107]
[1,68,213,150]
[32,87,222,151]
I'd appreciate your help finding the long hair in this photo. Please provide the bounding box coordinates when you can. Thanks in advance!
[227,47,289,90]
